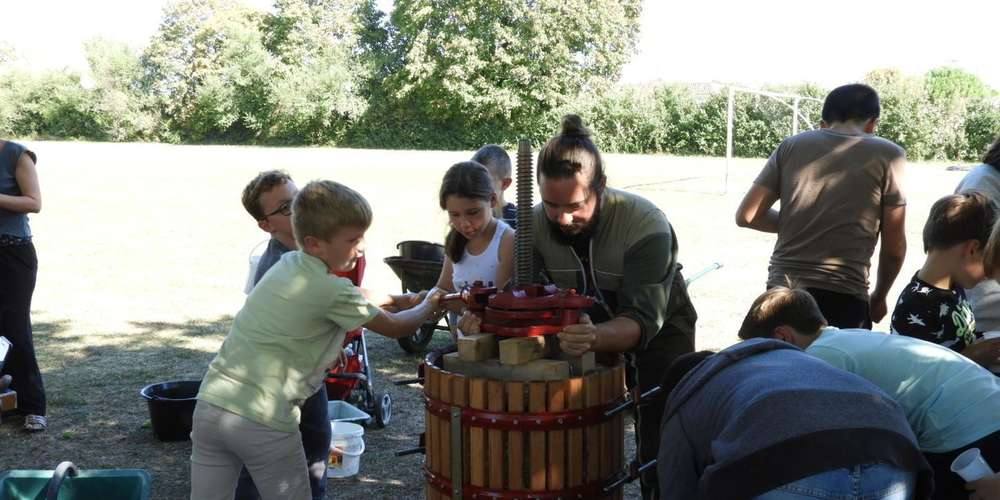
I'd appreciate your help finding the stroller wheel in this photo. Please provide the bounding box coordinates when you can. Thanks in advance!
[396,321,436,354]
[374,393,392,428]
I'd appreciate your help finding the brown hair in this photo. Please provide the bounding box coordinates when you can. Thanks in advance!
[439,161,495,262]
[241,170,292,220]
[738,287,827,340]
[821,84,881,123]
[537,114,607,193]
[984,136,1000,170]
[923,192,996,252]
[292,180,372,248]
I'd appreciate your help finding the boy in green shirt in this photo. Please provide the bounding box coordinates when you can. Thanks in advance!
[191,180,442,500]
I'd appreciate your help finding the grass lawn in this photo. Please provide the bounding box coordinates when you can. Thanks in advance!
[0,141,962,498]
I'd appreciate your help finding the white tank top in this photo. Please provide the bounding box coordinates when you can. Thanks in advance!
[452,219,510,291]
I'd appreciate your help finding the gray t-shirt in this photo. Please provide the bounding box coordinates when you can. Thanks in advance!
[956,163,1000,332]
[0,141,35,239]
[755,129,906,299]
[253,238,293,286]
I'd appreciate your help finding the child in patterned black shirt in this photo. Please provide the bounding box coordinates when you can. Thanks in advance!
[891,192,1000,367]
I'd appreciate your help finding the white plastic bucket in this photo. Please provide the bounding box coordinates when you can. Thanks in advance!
[328,421,365,478]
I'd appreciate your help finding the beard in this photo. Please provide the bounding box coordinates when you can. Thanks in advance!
[546,200,601,247]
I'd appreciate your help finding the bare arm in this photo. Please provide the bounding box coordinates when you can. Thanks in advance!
[434,257,465,314]
[871,204,907,322]
[361,288,394,309]
[558,312,644,356]
[593,316,642,352]
[0,151,41,213]
[435,256,456,292]
[363,290,442,338]
[966,472,1000,499]
[360,288,423,312]
[734,183,778,233]
[495,228,515,289]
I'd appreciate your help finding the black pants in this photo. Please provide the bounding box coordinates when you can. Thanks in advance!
[805,287,872,329]
[923,429,1000,500]
[630,270,698,500]
[234,387,330,500]
[0,242,44,416]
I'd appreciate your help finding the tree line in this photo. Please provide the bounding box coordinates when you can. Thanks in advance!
[1,0,996,161]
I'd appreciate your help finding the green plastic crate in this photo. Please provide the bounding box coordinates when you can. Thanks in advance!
[0,466,150,500]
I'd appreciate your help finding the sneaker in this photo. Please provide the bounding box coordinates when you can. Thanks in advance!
[0,375,11,392]
[24,414,46,432]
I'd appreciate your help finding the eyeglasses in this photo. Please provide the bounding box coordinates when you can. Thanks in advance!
[263,201,292,219]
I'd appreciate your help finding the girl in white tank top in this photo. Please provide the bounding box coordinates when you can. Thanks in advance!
[451,218,511,290]
[434,162,515,337]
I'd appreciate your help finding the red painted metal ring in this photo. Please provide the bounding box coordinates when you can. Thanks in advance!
[479,324,565,337]
[425,468,618,499]
[424,395,627,431]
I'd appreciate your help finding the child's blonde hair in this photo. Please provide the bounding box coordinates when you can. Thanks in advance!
[292,180,372,247]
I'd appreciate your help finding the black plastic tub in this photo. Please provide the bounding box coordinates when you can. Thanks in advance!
[139,380,200,442]
[395,240,445,262]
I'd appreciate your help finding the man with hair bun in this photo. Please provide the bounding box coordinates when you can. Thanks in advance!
[532,114,697,499]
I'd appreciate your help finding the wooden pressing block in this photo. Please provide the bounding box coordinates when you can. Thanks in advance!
[546,335,596,375]
[443,352,570,381]
[499,336,546,365]
[559,351,596,376]
[457,333,498,361]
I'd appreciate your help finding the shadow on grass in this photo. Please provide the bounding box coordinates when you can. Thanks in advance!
[6,318,544,499]
[0,314,234,500]
[130,318,233,339]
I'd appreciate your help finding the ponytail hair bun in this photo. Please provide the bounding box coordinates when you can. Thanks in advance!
[561,114,591,138]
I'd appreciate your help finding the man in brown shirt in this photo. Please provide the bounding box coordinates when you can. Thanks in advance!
[735,84,907,328]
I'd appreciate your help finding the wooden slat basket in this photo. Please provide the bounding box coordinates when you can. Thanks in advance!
[423,351,627,500]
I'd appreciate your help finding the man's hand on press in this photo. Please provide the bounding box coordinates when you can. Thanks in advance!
[558,313,597,356]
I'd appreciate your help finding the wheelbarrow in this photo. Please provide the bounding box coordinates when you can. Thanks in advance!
[0,462,151,500]
[384,241,452,354]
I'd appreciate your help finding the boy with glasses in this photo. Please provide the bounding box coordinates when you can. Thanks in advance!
[242,170,297,285]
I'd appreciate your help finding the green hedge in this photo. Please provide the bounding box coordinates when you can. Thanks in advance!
[2,66,997,162]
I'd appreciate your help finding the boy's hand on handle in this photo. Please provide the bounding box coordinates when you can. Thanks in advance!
[557,313,597,357]
[966,472,1000,500]
[423,287,446,311]
[457,311,482,335]
[964,338,1000,367]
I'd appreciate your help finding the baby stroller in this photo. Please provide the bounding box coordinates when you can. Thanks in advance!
[322,256,394,428]
[244,243,391,428]
[383,241,452,354]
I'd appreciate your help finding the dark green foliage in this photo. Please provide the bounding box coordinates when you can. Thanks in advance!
[0,0,996,161]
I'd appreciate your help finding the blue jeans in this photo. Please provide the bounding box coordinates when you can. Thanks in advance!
[754,463,915,500]
[234,388,330,500]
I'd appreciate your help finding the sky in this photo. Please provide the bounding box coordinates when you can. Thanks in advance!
[3,0,999,89]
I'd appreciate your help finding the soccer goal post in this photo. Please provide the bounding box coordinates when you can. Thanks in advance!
[723,86,823,193]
